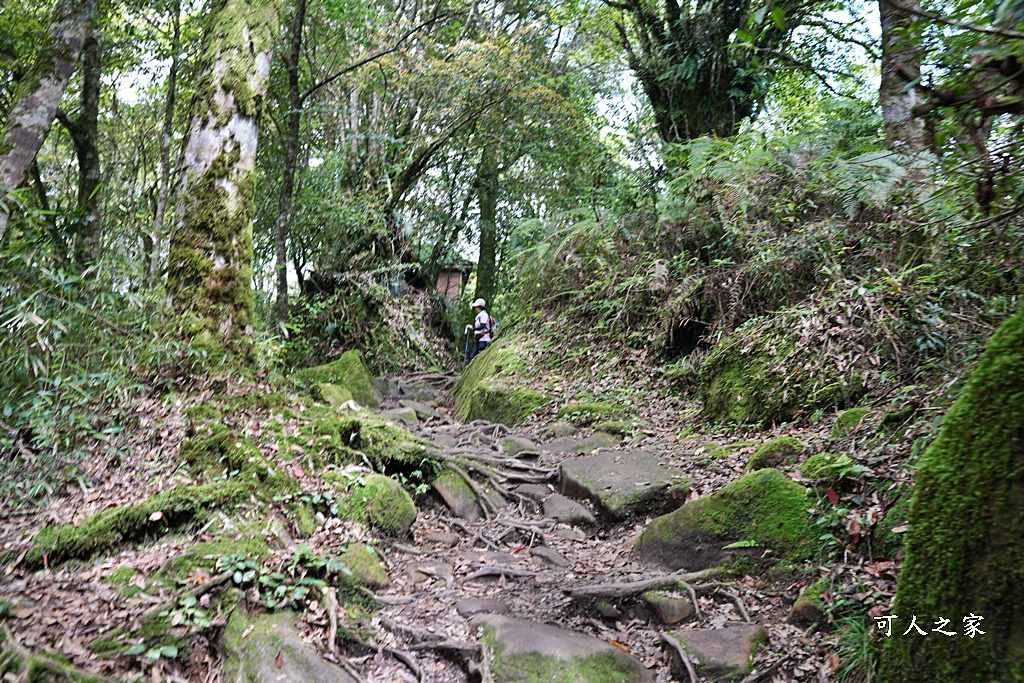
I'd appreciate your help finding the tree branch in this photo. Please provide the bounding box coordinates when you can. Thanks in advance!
[881,0,1024,40]
[301,12,456,103]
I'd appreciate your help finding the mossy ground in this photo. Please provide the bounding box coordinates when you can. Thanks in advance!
[800,452,856,483]
[880,308,1024,683]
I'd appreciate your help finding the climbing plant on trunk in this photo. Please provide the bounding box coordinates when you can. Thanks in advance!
[166,0,281,359]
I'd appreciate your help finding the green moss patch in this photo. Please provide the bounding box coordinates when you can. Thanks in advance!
[880,308,1024,682]
[636,469,813,570]
[744,437,804,472]
[799,452,866,483]
[292,350,379,408]
[26,482,247,568]
[831,408,870,438]
[180,424,294,492]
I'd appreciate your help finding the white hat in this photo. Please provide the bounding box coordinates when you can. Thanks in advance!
[472,298,486,308]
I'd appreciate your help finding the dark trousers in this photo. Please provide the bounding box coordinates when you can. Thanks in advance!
[468,339,488,361]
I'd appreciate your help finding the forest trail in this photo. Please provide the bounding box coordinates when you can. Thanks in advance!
[359,372,826,683]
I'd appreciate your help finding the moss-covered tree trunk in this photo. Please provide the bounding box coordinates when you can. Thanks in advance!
[879,307,1024,682]
[166,0,281,358]
[0,0,95,244]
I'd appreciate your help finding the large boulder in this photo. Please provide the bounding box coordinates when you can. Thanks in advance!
[880,309,1024,683]
[293,349,380,408]
[472,614,654,682]
[453,336,551,426]
[223,610,358,683]
[635,469,812,570]
[560,449,690,521]
[697,299,877,425]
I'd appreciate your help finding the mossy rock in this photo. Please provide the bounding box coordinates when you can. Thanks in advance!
[433,468,481,520]
[350,474,416,536]
[831,407,871,438]
[315,383,353,408]
[787,578,828,626]
[26,482,247,568]
[341,543,389,589]
[453,336,551,426]
[799,452,865,483]
[293,350,379,408]
[697,303,870,425]
[744,437,804,472]
[872,493,910,559]
[556,402,625,425]
[880,308,1024,683]
[223,609,359,682]
[635,469,813,571]
[473,614,654,682]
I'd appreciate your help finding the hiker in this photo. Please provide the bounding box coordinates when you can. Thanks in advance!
[465,298,492,361]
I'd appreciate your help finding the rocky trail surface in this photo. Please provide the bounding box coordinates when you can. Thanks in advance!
[0,366,849,683]
[355,374,831,683]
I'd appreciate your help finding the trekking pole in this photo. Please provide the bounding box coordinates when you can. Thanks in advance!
[463,329,472,367]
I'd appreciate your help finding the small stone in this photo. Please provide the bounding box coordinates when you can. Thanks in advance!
[430,434,460,449]
[787,579,827,626]
[456,598,510,617]
[422,531,461,547]
[669,624,767,681]
[642,592,695,625]
[501,435,538,456]
[514,484,552,501]
[406,560,454,585]
[530,546,570,567]
[433,469,481,520]
[379,406,418,426]
[555,527,587,541]
[544,422,579,438]
[399,399,438,419]
[596,601,622,619]
[543,494,596,526]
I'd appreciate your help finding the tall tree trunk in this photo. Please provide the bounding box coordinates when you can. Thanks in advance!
[71,34,102,268]
[165,0,281,359]
[473,145,498,307]
[148,0,182,288]
[880,0,925,154]
[274,0,306,323]
[0,0,96,243]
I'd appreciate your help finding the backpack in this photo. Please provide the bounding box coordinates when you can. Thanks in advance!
[488,315,498,337]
